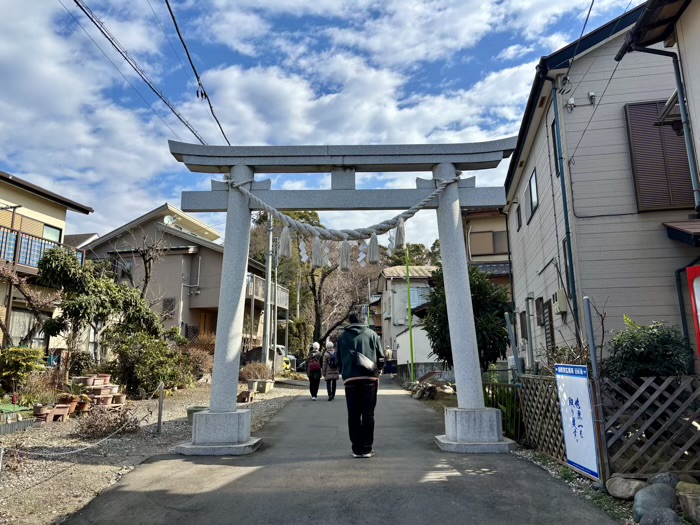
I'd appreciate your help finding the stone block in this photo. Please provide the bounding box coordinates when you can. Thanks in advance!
[191,409,251,445]
[606,476,648,500]
[435,407,515,454]
[649,472,681,488]
[639,508,682,525]
[678,492,700,525]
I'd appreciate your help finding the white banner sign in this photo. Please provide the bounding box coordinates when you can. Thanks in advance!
[555,364,600,479]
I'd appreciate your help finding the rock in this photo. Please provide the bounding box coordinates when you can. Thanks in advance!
[679,475,700,485]
[606,476,648,500]
[649,473,681,488]
[677,482,700,495]
[678,492,700,525]
[634,484,677,523]
[639,508,683,525]
[592,481,608,494]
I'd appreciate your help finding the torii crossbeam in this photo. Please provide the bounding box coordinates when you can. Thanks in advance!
[171,138,517,455]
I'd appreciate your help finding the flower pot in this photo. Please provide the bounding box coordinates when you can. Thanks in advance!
[33,404,51,416]
[247,380,259,392]
[92,377,105,386]
[73,376,94,386]
[97,374,111,384]
[112,393,126,404]
[97,395,113,405]
[76,401,90,413]
[109,385,119,394]
[256,380,274,394]
[186,406,208,424]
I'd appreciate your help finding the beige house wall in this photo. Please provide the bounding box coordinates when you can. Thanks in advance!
[509,34,699,366]
[677,0,700,159]
[0,184,67,235]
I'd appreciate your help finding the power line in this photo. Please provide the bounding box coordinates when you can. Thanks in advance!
[567,0,636,163]
[562,0,596,82]
[142,0,194,85]
[57,0,183,141]
[70,0,207,144]
[163,0,232,146]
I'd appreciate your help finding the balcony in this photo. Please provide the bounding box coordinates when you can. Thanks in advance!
[0,225,84,273]
[246,273,289,310]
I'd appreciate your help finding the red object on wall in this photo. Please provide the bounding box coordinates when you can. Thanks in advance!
[685,266,700,357]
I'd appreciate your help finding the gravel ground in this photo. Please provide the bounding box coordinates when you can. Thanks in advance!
[0,382,304,525]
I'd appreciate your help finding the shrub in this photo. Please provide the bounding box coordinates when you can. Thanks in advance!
[104,331,195,394]
[17,371,59,406]
[180,334,215,378]
[602,316,692,380]
[0,347,45,392]
[240,362,272,381]
[75,405,140,438]
[69,351,97,377]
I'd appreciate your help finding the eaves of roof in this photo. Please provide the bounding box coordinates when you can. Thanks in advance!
[0,170,93,214]
[504,4,646,197]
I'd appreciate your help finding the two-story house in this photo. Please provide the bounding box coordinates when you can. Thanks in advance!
[505,5,700,370]
[616,0,700,361]
[0,170,93,348]
[463,209,511,290]
[82,203,288,354]
[378,265,436,375]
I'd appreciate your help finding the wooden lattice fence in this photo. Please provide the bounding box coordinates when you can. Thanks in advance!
[601,376,700,477]
[519,375,566,463]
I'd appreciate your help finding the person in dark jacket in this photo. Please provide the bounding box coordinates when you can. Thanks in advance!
[337,309,384,458]
[307,342,322,400]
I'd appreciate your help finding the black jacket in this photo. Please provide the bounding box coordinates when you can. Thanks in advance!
[337,324,384,382]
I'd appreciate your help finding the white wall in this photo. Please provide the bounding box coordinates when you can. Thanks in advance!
[677,0,700,164]
[395,324,434,365]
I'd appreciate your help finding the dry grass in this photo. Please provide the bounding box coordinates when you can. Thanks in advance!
[74,405,140,438]
[240,362,273,381]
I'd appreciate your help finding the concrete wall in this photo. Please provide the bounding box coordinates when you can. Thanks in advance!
[509,34,699,366]
[395,323,434,365]
[380,277,432,352]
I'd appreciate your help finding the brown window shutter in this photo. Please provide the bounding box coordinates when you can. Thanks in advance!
[625,101,693,211]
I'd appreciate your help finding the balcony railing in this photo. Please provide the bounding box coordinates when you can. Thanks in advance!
[0,225,85,270]
[245,273,289,310]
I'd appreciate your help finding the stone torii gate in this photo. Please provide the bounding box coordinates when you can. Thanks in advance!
[170,139,517,455]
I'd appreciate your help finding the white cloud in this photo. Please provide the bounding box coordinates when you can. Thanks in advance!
[495,44,534,61]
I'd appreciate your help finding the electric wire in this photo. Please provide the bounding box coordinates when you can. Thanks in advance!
[560,0,596,90]
[163,0,231,146]
[57,0,183,141]
[143,0,195,85]
[70,0,207,144]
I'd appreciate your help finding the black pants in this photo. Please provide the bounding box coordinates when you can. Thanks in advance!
[326,379,337,398]
[309,375,321,397]
[344,380,378,455]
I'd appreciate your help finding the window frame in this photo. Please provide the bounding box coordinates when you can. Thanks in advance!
[527,169,539,223]
[42,224,62,243]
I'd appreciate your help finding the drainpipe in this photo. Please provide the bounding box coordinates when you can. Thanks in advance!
[630,46,700,212]
[675,255,700,349]
[499,208,515,311]
[525,293,535,370]
[543,70,581,341]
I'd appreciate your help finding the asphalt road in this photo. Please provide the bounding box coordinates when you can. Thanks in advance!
[66,378,616,525]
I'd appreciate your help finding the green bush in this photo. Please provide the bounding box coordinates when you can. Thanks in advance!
[104,331,195,394]
[0,347,45,392]
[602,316,692,380]
[69,351,97,377]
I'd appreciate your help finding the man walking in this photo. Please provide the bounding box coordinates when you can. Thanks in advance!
[337,308,384,458]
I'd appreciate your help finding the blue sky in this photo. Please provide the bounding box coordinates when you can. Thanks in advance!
[0,0,641,246]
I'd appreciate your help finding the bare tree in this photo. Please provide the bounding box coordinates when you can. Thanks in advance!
[0,265,59,347]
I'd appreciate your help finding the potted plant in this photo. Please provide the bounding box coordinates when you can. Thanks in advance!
[239,362,273,394]
[75,394,91,414]
[112,393,126,404]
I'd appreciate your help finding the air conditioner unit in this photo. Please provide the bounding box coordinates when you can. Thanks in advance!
[552,288,568,314]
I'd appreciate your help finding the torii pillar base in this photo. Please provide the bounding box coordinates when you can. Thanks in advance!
[435,408,516,453]
[176,409,261,456]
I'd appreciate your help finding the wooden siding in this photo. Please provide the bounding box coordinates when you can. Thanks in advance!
[509,34,699,361]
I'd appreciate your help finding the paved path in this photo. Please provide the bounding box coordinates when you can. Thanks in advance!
[67,379,616,525]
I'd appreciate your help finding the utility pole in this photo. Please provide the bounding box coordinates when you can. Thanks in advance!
[272,238,279,375]
[261,217,274,364]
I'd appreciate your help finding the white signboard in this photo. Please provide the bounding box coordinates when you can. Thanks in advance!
[555,364,600,479]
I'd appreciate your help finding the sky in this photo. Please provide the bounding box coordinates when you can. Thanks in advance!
[0,0,642,248]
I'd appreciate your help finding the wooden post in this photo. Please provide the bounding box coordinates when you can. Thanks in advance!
[157,383,164,434]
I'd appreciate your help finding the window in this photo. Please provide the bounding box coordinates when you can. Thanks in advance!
[43,224,61,243]
[114,258,133,280]
[527,169,538,222]
[519,311,527,340]
[535,297,544,326]
[551,120,560,177]
[162,297,176,319]
[625,101,693,211]
[543,300,555,350]
[408,287,430,307]
[516,206,522,231]
[470,231,508,257]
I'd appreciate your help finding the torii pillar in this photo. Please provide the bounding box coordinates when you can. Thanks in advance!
[170,140,517,455]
